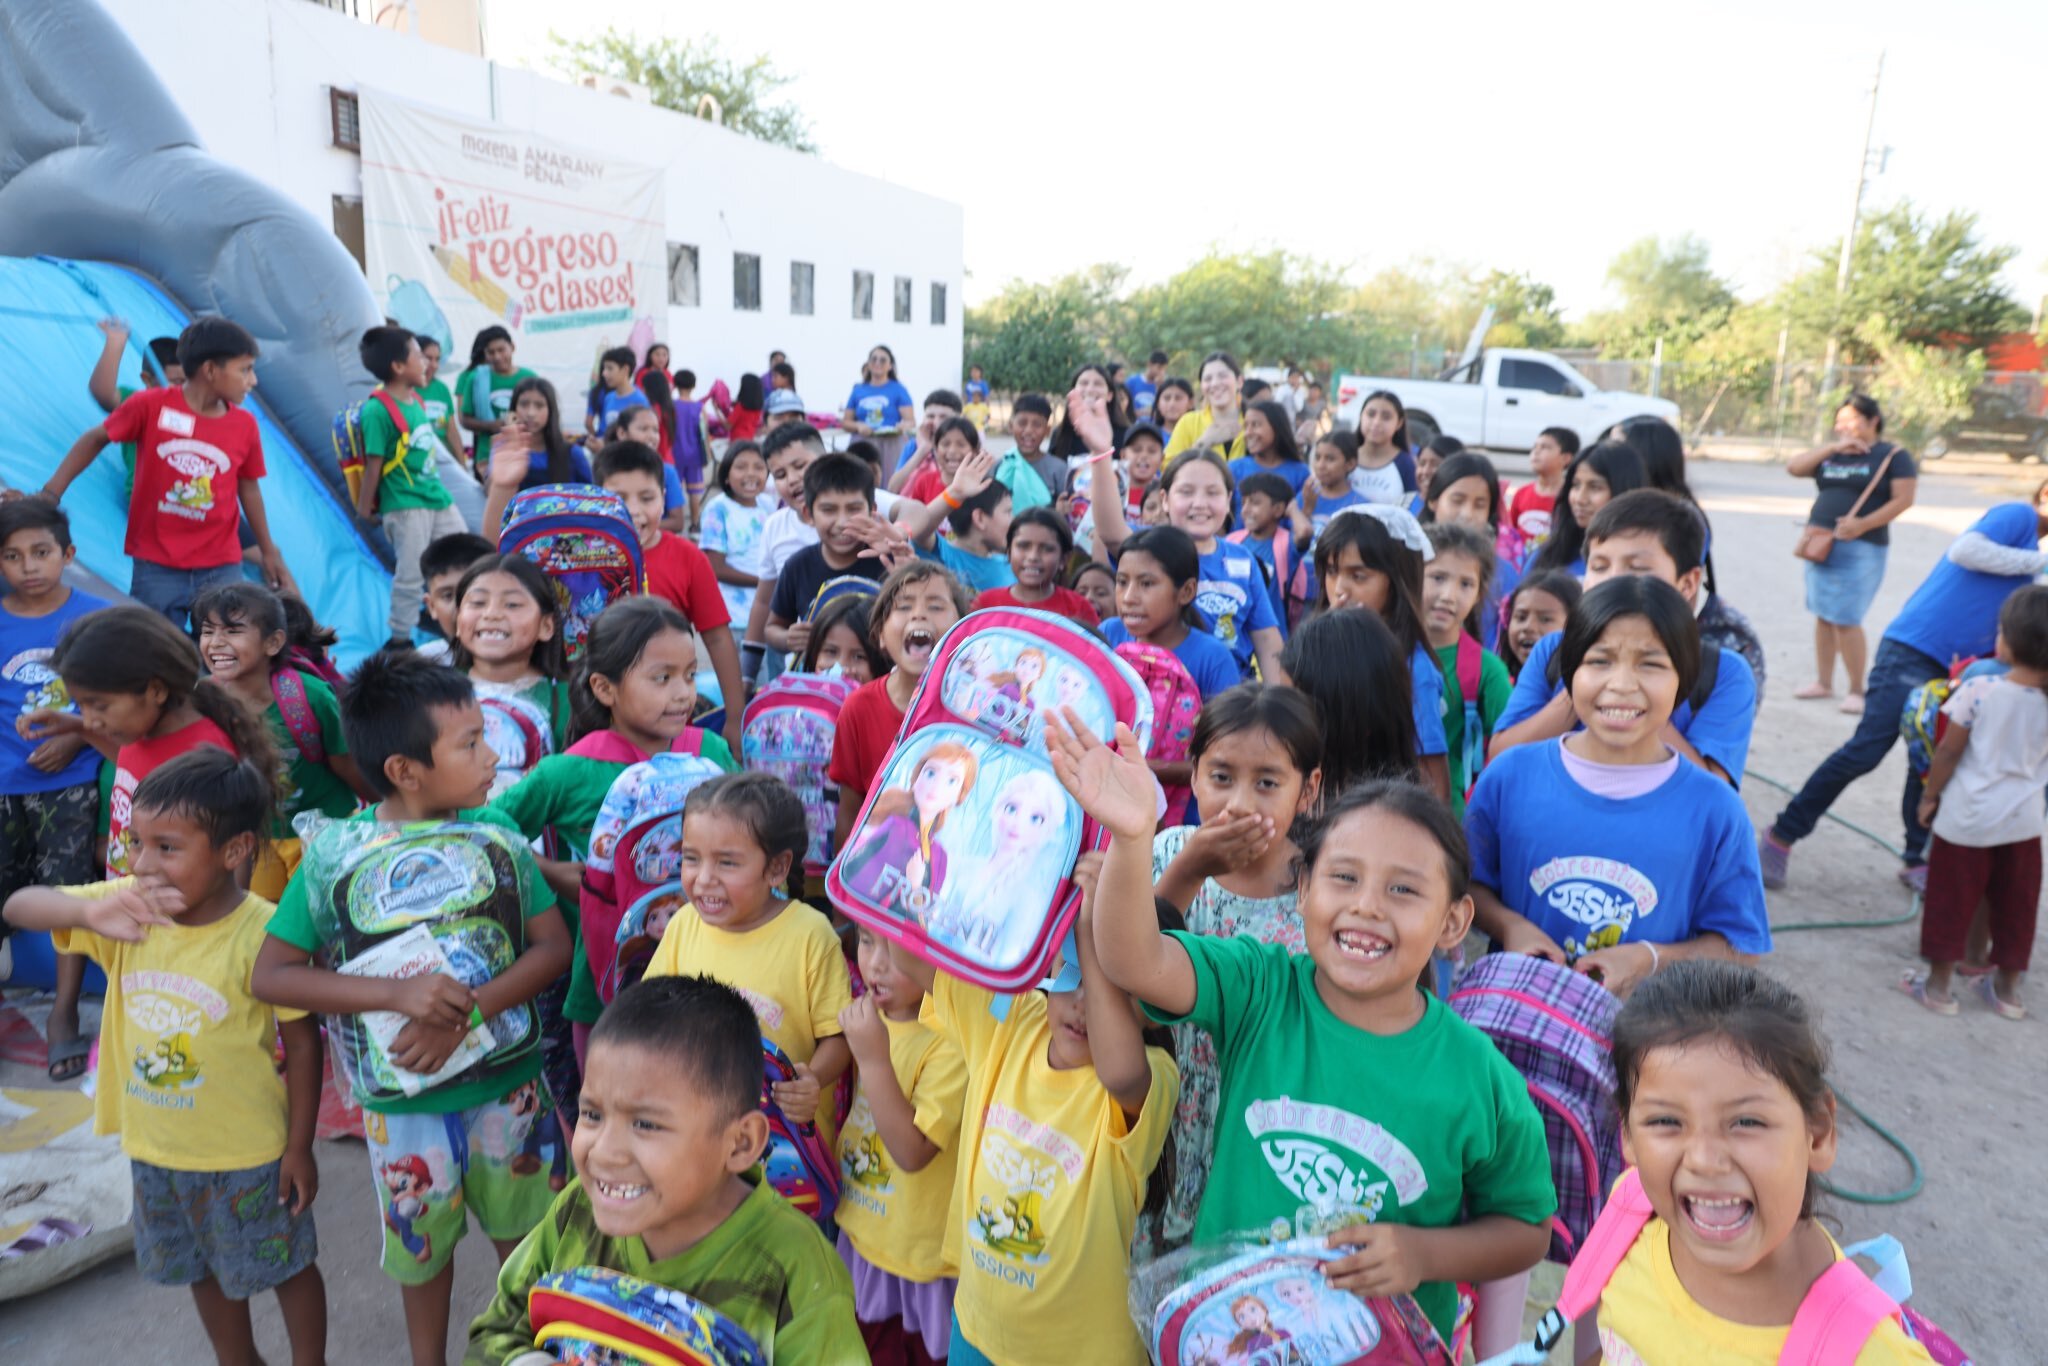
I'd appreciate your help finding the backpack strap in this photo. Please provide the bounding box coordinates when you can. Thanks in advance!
[1455,632,1482,701]
[673,728,704,757]
[1688,641,1722,715]
[1781,1259,1901,1366]
[1553,1167,1654,1324]
[269,668,326,765]
[369,389,415,481]
[565,728,704,764]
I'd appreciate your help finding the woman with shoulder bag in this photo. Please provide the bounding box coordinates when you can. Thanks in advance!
[1788,393,1917,713]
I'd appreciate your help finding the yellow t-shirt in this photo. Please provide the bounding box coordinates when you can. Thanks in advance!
[835,1013,968,1281]
[1162,406,1248,464]
[1598,1217,1937,1365]
[53,881,306,1171]
[924,974,1178,1365]
[642,898,851,1067]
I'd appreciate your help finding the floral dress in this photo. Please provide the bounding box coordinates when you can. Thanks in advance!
[1134,824,1303,1261]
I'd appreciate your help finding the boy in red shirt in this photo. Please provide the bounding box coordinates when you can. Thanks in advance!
[41,317,288,628]
[1506,426,1579,546]
[974,506,1099,626]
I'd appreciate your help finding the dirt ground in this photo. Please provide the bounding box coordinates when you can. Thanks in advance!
[3,450,2046,1363]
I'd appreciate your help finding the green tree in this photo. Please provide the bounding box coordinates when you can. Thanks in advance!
[1846,315,1986,449]
[1115,250,1392,376]
[1581,235,1737,355]
[1475,269,1568,350]
[1779,202,2025,361]
[965,271,1119,392]
[551,30,816,152]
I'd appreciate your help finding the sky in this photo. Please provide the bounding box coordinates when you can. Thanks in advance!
[476,0,2048,323]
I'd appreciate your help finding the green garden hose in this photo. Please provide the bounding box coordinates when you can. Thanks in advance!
[1744,768,1926,1203]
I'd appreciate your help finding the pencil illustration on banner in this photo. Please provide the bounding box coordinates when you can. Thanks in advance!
[431,243,524,327]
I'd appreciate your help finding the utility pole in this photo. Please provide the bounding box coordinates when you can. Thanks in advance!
[1818,52,1886,425]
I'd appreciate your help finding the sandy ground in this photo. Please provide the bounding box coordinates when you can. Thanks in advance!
[4,450,2046,1363]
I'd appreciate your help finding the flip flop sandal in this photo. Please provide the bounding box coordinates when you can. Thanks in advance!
[0,1218,90,1258]
[1898,971,1958,1016]
[1976,976,2026,1021]
[45,1034,91,1083]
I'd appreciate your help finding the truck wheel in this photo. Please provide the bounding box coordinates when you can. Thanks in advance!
[1407,413,1441,450]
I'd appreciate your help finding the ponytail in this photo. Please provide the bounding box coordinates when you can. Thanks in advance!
[189,677,285,803]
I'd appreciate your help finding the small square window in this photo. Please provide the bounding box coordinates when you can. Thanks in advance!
[667,244,700,307]
[852,270,874,321]
[893,276,913,324]
[733,252,762,312]
[791,261,815,316]
[930,282,947,326]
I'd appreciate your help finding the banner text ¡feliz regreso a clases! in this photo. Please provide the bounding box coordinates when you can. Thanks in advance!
[437,189,633,322]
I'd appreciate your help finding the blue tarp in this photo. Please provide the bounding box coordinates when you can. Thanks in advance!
[0,256,393,662]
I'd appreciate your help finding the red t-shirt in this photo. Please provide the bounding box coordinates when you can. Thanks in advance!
[903,465,947,506]
[1506,483,1557,543]
[104,388,265,568]
[107,716,236,878]
[643,532,733,633]
[827,676,907,799]
[974,585,1100,627]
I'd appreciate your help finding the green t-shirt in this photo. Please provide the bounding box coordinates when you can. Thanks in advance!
[465,1174,861,1365]
[419,376,454,427]
[1435,640,1513,820]
[267,803,554,1114]
[361,388,453,513]
[1149,933,1557,1344]
[456,365,536,468]
[266,672,356,833]
[495,736,738,1025]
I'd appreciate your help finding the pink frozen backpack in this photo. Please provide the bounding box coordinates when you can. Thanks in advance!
[576,737,724,1004]
[741,672,857,877]
[1486,1167,1972,1365]
[1113,640,1201,827]
[826,606,1154,992]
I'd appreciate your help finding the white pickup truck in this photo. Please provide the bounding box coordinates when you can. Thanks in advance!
[1333,347,1678,454]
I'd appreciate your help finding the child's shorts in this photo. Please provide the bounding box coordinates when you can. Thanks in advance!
[131,1157,318,1299]
[361,1075,570,1283]
[0,783,99,895]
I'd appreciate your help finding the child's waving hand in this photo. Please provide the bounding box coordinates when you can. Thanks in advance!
[1043,708,1156,841]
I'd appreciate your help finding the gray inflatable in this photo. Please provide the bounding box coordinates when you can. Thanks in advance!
[0,0,423,548]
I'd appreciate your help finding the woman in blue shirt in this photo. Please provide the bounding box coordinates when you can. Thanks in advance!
[842,342,915,470]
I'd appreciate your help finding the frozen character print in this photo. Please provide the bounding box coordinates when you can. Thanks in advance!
[1275,1274,1378,1352]
[507,1080,569,1190]
[983,648,1047,742]
[380,1155,435,1265]
[1225,1295,1291,1364]
[936,768,1065,960]
[839,741,978,919]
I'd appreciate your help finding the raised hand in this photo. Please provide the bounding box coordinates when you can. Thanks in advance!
[1065,386,1116,456]
[946,447,998,502]
[1043,708,1157,841]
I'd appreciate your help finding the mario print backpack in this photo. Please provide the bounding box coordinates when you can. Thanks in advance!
[827,607,1154,993]
[741,672,858,877]
[1113,639,1201,827]
[760,1039,839,1224]
[496,487,645,662]
[580,746,728,1004]
[1449,953,1623,1264]
[527,1266,766,1366]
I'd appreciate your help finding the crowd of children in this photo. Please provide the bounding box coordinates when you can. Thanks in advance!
[1,321,2024,1366]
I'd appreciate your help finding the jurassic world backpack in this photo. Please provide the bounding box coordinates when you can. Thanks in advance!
[760,1039,840,1224]
[741,672,858,877]
[528,1265,766,1366]
[1449,953,1623,1264]
[580,746,728,1004]
[1113,640,1201,827]
[826,607,1154,992]
[298,818,541,1108]
[497,487,645,662]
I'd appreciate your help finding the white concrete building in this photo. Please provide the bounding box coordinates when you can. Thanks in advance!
[96,0,966,407]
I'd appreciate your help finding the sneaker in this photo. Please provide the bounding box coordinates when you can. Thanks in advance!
[1758,831,1790,889]
[1897,862,1928,894]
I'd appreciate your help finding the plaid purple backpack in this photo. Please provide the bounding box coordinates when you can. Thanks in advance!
[1449,953,1623,1264]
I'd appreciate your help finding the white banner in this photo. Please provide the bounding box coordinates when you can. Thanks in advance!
[359,90,666,409]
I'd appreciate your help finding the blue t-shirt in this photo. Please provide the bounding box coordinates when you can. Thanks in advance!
[517,444,596,492]
[964,379,990,404]
[1498,630,1758,786]
[1193,539,1283,676]
[921,537,1015,593]
[576,442,686,513]
[1228,456,1312,511]
[1237,532,1289,626]
[1101,618,1243,700]
[1409,641,1449,759]
[845,380,914,435]
[1482,549,1522,652]
[1310,488,1370,539]
[1125,375,1158,421]
[589,386,649,434]
[0,588,109,793]
[1465,740,1772,960]
[1884,502,2043,666]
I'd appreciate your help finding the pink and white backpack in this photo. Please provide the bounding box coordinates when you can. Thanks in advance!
[741,672,857,878]
[1113,640,1201,827]
[577,737,726,1004]
[826,607,1153,992]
